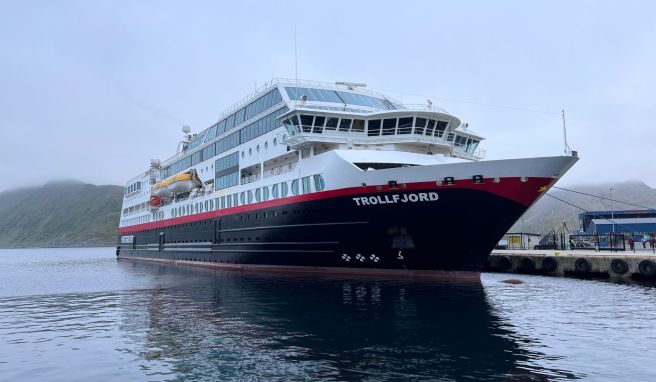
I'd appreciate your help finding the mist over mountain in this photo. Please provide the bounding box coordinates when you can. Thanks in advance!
[0,182,122,248]
[511,181,656,234]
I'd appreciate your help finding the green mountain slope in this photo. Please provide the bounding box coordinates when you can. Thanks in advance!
[511,181,656,234]
[0,181,123,248]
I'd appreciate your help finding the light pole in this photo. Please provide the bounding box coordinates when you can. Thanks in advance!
[610,187,614,234]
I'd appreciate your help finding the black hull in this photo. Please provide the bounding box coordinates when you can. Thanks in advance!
[118,186,530,274]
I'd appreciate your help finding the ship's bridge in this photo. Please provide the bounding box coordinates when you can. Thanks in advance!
[279,107,485,161]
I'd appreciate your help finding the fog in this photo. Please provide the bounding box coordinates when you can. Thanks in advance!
[1,0,654,191]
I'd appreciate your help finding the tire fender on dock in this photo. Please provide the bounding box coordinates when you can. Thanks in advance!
[610,259,629,275]
[575,257,592,273]
[497,256,512,271]
[638,260,656,277]
[520,257,535,270]
[542,257,558,272]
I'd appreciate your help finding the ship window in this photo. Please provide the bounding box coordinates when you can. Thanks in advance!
[368,119,381,136]
[414,117,427,134]
[300,115,313,133]
[313,116,325,133]
[302,176,311,194]
[454,135,467,147]
[226,196,232,208]
[291,179,299,196]
[233,194,239,207]
[426,119,436,136]
[339,118,352,132]
[352,119,365,132]
[220,197,225,209]
[325,117,338,131]
[281,182,289,197]
[247,190,253,204]
[382,118,397,135]
[210,199,214,210]
[314,174,325,192]
[205,201,208,211]
[398,117,413,134]
[272,183,279,199]
[447,133,455,142]
[226,114,235,130]
[240,192,246,205]
[262,186,269,201]
[255,188,261,202]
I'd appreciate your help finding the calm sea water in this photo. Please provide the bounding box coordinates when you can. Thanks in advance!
[1,248,655,381]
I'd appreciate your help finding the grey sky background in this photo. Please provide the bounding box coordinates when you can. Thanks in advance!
[1,0,654,191]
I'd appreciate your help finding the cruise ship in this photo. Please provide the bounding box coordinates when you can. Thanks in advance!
[117,79,577,277]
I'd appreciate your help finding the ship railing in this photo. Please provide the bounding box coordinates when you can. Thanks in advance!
[273,77,400,103]
[263,162,298,179]
[402,104,450,114]
[241,173,261,185]
[452,147,486,161]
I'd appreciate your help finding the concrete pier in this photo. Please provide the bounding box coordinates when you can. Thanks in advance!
[486,250,656,281]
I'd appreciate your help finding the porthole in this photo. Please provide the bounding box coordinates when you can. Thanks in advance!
[241,151,245,158]
[249,148,252,156]
[265,141,269,150]
[273,138,278,146]
[256,145,260,153]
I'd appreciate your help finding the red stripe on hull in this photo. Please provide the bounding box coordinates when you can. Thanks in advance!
[119,255,482,282]
[119,176,553,235]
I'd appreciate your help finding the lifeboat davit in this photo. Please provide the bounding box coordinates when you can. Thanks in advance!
[152,178,173,198]
[167,171,195,194]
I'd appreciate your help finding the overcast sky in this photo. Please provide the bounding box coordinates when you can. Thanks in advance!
[1,0,654,191]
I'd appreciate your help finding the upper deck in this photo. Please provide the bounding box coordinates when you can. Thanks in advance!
[154,79,484,182]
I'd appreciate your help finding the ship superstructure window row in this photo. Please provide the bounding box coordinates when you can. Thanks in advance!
[161,106,289,179]
[187,89,284,151]
[285,87,400,110]
[283,114,480,154]
[123,174,326,227]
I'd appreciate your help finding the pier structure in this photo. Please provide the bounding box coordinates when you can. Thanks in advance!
[487,249,656,281]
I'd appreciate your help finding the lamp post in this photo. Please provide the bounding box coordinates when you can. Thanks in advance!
[610,187,614,234]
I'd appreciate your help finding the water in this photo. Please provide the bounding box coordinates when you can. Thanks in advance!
[1,248,655,381]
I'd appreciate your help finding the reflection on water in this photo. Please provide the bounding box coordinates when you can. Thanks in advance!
[0,248,655,381]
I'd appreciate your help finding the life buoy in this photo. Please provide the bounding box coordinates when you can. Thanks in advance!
[520,257,535,271]
[575,257,592,273]
[273,167,282,175]
[542,256,558,272]
[497,256,512,271]
[610,259,629,275]
[638,260,656,276]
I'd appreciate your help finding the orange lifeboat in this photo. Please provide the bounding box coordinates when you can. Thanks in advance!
[149,195,162,207]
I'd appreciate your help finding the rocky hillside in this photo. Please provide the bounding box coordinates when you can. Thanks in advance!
[0,181,123,248]
[511,181,656,234]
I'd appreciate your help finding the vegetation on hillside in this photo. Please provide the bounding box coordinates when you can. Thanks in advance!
[0,181,122,248]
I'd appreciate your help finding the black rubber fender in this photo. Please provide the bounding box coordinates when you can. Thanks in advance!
[542,256,558,272]
[497,256,512,271]
[520,257,535,270]
[610,259,629,275]
[638,260,656,276]
[575,257,592,273]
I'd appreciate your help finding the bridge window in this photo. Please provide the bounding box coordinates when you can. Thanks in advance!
[300,115,314,133]
[352,119,365,132]
[447,133,455,142]
[313,116,325,133]
[426,120,436,136]
[339,118,352,132]
[414,117,427,134]
[325,117,339,131]
[436,121,448,137]
[368,119,381,136]
[398,117,413,134]
[382,118,396,135]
